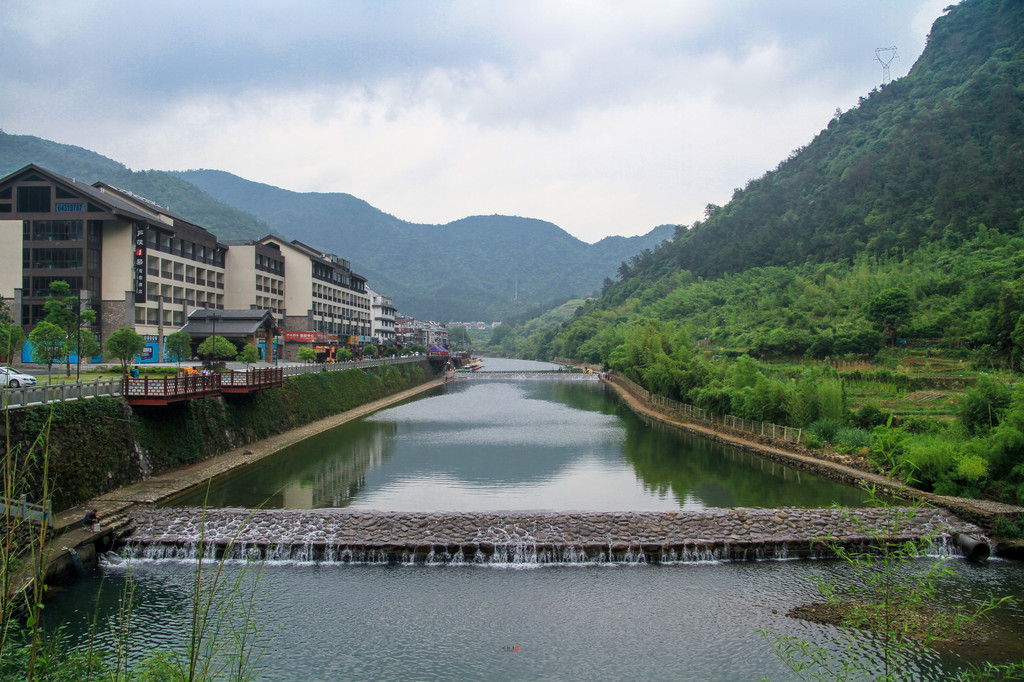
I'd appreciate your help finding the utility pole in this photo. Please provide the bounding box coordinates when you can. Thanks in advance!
[875,46,898,85]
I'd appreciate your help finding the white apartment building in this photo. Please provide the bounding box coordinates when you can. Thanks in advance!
[368,288,396,345]
[224,240,286,317]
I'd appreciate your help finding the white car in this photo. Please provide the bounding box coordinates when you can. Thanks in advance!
[0,367,37,388]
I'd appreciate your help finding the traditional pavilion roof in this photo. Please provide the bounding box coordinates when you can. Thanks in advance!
[179,309,277,337]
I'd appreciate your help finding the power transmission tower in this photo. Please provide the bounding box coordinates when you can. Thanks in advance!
[875,46,898,85]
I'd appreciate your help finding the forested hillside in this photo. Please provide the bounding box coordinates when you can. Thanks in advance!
[0,130,276,241]
[622,0,1023,282]
[492,0,1024,507]
[173,169,673,321]
[0,131,672,321]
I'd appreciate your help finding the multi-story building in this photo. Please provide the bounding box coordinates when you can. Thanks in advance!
[224,240,286,316]
[368,288,396,345]
[0,164,393,365]
[0,164,230,361]
[393,316,448,348]
[258,237,372,359]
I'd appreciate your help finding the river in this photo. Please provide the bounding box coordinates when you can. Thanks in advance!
[46,358,1024,680]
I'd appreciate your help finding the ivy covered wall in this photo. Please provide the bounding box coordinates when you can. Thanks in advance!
[3,362,434,510]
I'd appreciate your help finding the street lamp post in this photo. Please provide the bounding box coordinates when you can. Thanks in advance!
[209,311,220,369]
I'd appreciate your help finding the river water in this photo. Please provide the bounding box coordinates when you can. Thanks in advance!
[47,358,1024,680]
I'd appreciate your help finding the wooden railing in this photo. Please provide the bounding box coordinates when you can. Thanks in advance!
[124,374,222,404]
[221,367,284,391]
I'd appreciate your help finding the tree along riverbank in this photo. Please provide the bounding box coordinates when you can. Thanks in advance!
[600,372,1024,556]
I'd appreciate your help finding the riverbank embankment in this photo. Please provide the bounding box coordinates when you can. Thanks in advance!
[600,371,1024,555]
[38,371,451,584]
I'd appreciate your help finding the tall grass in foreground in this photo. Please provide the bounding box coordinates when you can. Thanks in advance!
[759,429,1022,681]
[0,391,272,680]
[1,392,59,679]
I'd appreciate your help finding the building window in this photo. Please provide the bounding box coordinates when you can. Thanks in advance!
[26,220,84,241]
[17,186,51,212]
[30,248,83,269]
[31,276,82,297]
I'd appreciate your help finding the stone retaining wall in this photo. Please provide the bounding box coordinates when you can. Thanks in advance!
[122,507,982,565]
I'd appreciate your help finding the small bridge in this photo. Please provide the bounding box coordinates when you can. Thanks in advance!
[120,506,986,564]
[459,371,600,380]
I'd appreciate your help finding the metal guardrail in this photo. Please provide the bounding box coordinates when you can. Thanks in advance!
[0,356,425,410]
[280,355,421,377]
[1,378,124,409]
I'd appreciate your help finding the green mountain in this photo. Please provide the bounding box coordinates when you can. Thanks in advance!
[0,130,276,242]
[0,131,672,321]
[497,0,1024,363]
[646,0,1024,281]
[171,169,673,320]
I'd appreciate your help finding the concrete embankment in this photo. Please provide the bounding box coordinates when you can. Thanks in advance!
[41,375,452,584]
[122,507,983,564]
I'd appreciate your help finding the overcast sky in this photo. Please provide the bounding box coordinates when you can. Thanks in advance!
[2,1,950,243]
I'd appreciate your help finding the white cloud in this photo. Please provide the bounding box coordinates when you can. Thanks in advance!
[0,0,950,242]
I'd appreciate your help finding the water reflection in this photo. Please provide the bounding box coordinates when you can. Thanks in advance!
[172,371,869,511]
[624,420,873,508]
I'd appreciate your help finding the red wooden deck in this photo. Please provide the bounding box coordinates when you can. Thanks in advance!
[124,368,283,405]
[220,367,284,394]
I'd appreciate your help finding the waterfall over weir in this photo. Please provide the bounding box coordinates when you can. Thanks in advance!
[119,507,981,565]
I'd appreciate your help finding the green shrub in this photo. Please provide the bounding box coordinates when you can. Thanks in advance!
[904,435,959,491]
[836,427,873,452]
[958,374,1012,434]
[852,401,884,429]
[899,416,940,434]
[802,431,823,449]
[991,516,1024,539]
[956,454,989,482]
[816,379,847,422]
[809,419,842,444]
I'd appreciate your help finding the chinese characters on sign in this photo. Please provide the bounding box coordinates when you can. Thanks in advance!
[133,224,146,301]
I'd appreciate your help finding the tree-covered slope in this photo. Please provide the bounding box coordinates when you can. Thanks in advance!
[0,131,672,320]
[627,0,1023,283]
[174,168,673,320]
[494,0,1024,365]
[0,131,275,242]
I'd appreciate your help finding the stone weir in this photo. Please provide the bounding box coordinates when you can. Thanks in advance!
[120,507,987,564]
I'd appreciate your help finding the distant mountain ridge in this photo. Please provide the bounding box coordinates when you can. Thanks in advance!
[172,169,673,320]
[0,130,672,320]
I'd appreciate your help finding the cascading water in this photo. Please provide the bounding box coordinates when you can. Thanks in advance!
[115,506,975,567]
